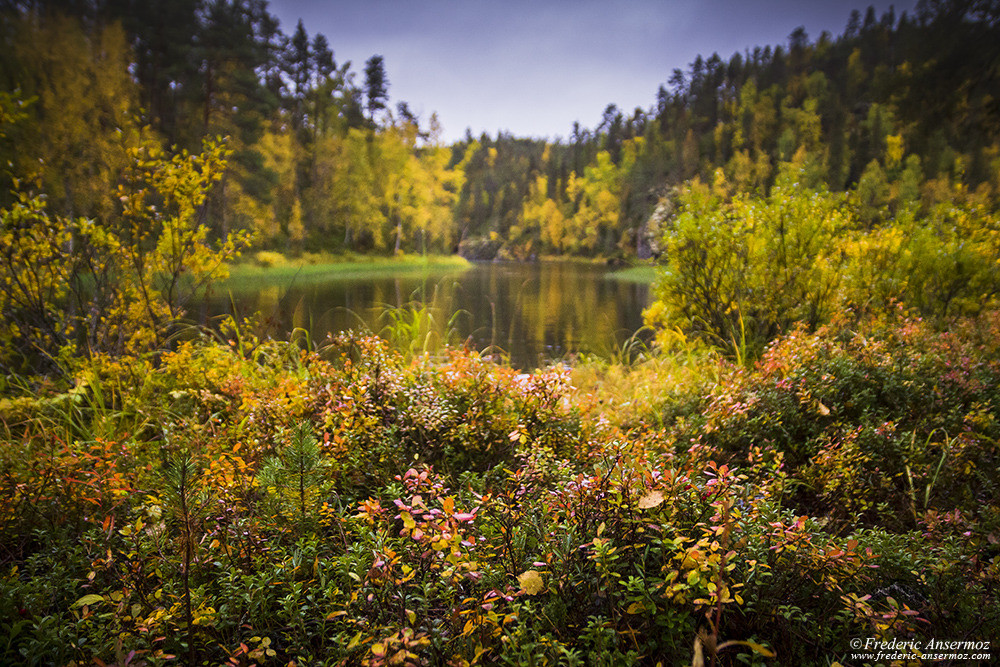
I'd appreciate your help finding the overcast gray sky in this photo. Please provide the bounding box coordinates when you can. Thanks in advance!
[267,0,916,143]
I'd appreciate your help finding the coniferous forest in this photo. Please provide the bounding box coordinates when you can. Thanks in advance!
[1,1,1000,665]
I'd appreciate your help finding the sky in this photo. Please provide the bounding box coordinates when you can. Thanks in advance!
[267,0,917,143]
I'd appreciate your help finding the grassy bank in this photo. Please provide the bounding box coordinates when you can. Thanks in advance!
[605,263,658,284]
[224,252,657,291]
[223,251,472,290]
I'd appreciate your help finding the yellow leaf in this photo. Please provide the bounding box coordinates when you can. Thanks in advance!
[517,570,544,595]
[716,640,776,658]
[638,490,665,509]
[626,601,645,614]
[817,401,831,416]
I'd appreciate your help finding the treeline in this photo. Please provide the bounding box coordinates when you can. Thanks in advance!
[1,0,998,263]
[0,0,460,256]
[460,0,1000,259]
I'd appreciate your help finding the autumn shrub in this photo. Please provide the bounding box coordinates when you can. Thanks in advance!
[0,139,250,379]
[646,173,850,360]
[647,170,1000,362]
[1,317,998,665]
[310,333,590,489]
[663,313,1000,532]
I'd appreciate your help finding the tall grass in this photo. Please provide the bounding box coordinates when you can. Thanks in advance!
[570,333,724,430]
[377,301,469,360]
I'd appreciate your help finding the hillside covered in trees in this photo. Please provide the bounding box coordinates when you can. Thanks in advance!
[6,0,999,367]
[1,0,998,261]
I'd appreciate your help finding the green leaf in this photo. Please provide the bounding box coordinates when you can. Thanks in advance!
[73,594,105,608]
[717,639,776,658]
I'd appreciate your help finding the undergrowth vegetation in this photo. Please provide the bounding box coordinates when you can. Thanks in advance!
[2,309,998,666]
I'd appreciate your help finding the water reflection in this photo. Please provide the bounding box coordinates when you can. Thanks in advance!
[205,262,651,369]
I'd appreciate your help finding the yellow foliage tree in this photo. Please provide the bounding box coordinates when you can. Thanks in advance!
[522,175,567,253]
[565,150,624,254]
[0,126,250,375]
[5,12,140,220]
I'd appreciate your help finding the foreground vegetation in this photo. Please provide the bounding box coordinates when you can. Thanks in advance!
[1,306,998,665]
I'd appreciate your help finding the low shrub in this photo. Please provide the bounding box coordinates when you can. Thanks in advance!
[0,316,997,665]
[666,313,1000,533]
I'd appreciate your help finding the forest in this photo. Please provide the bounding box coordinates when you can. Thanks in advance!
[1,0,997,262]
[1,0,999,665]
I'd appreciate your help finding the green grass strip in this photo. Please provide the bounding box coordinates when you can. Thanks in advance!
[605,264,658,284]
[222,253,472,290]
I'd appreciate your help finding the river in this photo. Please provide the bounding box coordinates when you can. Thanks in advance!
[203,261,654,369]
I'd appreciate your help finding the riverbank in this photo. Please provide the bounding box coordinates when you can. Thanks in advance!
[223,251,473,290]
[226,251,657,288]
[604,263,657,283]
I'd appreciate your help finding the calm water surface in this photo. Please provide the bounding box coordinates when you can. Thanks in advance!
[205,262,652,369]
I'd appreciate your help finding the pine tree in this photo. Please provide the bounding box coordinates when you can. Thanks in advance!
[364,54,389,124]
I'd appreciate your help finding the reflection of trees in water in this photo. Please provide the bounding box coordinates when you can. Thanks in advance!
[217,263,649,368]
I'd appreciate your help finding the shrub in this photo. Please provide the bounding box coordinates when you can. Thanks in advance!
[1,317,997,665]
